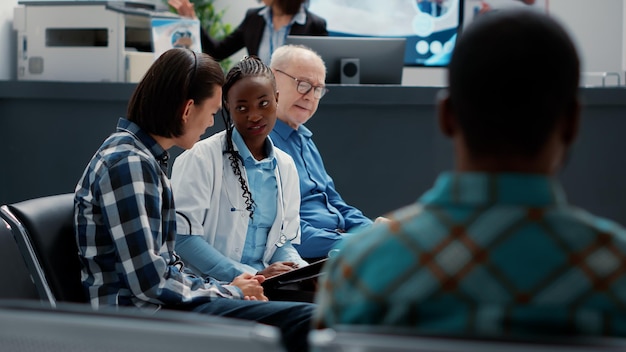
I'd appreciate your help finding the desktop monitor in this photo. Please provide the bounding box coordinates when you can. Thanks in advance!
[308,0,464,67]
[285,35,406,85]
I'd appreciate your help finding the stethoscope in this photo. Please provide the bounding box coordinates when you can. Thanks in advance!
[176,173,296,249]
[222,151,297,248]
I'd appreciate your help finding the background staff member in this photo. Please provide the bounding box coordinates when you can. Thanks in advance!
[168,0,328,64]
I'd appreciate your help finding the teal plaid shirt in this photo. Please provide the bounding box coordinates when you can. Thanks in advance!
[315,172,626,336]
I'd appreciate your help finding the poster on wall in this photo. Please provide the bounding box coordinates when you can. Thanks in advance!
[308,0,463,67]
[464,0,549,27]
[151,18,202,59]
[307,0,548,67]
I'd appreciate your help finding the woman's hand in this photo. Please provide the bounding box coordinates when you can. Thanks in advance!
[168,0,198,19]
[230,273,268,301]
[257,262,298,278]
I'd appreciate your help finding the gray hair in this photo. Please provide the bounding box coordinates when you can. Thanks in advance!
[270,44,326,73]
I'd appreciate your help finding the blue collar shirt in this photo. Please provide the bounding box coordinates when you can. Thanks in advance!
[270,119,373,258]
[231,129,278,271]
[257,5,307,64]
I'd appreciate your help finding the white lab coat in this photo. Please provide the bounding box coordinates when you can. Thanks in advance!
[171,131,305,271]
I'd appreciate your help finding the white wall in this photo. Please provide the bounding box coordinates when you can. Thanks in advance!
[550,0,624,87]
[622,0,626,75]
[215,0,626,87]
[1,0,622,84]
[0,0,18,80]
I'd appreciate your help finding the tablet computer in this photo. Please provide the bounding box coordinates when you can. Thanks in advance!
[262,258,328,288]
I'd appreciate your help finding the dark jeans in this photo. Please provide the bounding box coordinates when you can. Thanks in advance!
[173,298,315,352]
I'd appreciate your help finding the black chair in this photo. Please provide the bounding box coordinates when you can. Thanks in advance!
[0,299,285,352]
[309,326,626,352]
[0,218,40,300]
[0,193,85,305]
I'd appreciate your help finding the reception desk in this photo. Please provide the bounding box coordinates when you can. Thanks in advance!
[1,81,625,225]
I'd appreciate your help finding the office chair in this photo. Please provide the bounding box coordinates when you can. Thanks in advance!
[0,218,40,300]
[0,299,285,352]
[0,193,84,306]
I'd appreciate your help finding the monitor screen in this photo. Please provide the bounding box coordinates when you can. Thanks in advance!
[285,36,406,85]
[307,0,464,67]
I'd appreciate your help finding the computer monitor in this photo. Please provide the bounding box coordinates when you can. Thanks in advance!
[308,0,464,67]
[285,36,406,85]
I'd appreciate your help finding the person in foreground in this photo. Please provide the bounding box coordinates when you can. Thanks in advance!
[171,55,308,283]
[269,45,385,261]
[314,9,626,336]
[73,48,313,352]
[168,0,327,64]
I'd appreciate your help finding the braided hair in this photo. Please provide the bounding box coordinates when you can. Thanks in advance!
[221,56,277,218]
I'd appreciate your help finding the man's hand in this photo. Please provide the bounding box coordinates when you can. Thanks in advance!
[257,262,298,279]
[374,216,391,224]
[230,273,268,301]
[168,0,197,19]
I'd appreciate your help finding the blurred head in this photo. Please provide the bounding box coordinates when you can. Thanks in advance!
[441,9,580,169]
[270,44,327,129]
[127,48,224,149]
[223,56,278,148]
[264,0,306,15]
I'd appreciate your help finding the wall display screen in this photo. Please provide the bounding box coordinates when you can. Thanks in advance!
[308,0,549,67]
[308,0,464,67]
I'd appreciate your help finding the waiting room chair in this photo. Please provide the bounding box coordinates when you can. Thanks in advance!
[0,218,39,300]
[0,193,84,306]
[309,326,626,352]
[0,299,285,352]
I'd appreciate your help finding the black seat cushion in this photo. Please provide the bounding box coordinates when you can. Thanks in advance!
[7,193,85,303]
[0,218,39,300]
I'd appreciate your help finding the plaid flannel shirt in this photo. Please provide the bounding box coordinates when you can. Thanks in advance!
[75,118,241,311]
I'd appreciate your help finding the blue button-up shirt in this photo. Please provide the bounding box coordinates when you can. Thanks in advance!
[270,119,373,258]
[232,130,278,271]
[257,5,307,64]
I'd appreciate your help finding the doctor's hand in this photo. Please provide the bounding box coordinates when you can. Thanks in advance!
[258,262,298,279]
[168,0,197,19]
[230,273,268,301]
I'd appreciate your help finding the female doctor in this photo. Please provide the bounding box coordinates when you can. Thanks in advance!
[170,56,308,282]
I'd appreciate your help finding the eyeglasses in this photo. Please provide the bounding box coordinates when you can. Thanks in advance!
[274,69,328,99]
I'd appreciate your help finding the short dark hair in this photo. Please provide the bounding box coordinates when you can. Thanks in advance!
[447,10,580,158]
[274,0,306,16]
[127,48,225,138]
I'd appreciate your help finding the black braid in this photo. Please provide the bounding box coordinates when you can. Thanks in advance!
[222,56,276,219]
